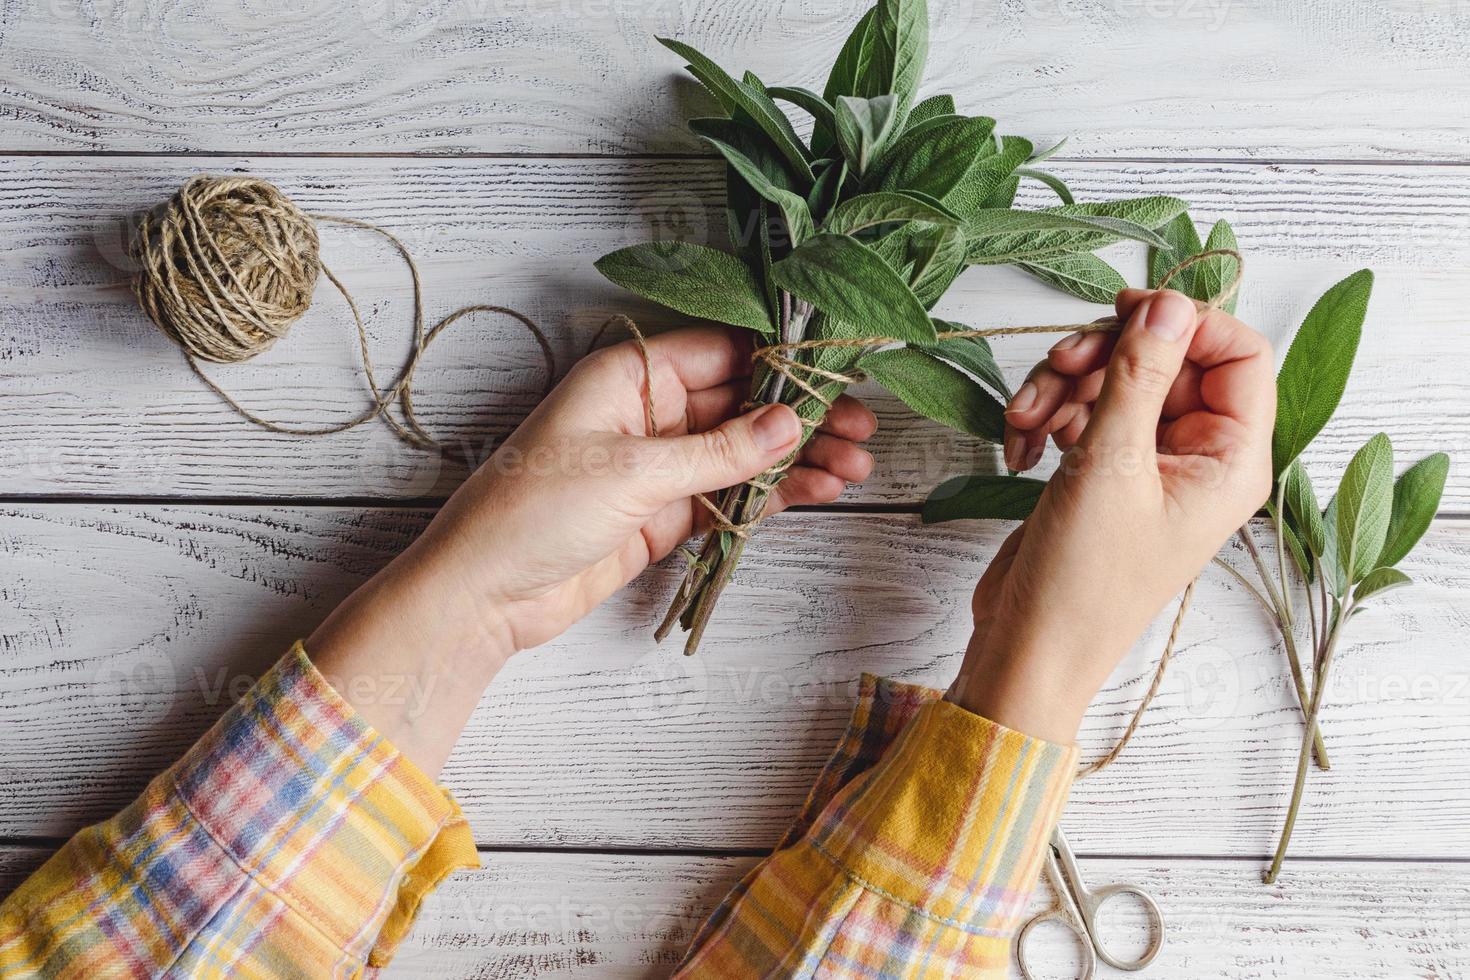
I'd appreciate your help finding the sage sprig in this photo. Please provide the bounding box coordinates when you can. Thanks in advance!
[1255,276,1449,883]
[597,0,1185,654]
[923,214,1452,884]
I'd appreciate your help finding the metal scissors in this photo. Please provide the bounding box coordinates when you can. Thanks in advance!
[1016,827,1165,980]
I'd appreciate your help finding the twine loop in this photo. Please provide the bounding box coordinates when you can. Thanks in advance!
[129,174,554,452]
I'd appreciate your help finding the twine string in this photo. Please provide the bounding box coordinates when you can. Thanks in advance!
[130,175,556,456]
[635,247,1241,542]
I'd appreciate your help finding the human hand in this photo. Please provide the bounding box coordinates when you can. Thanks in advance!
[949,289,1275,743]
[309,326,876,772]
[416,325,877,654]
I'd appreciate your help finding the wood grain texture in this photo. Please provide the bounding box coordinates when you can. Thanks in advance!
[2,504,1466,855]
[0,156,1466,509]
[5,845,1456,979]
[2,1,1469,158]
[385,854,1470,980]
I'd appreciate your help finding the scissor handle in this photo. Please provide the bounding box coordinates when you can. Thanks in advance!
[1075,881,1166,972]
[1016,907,1095,980]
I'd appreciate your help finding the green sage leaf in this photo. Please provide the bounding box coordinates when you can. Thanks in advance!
[923,320,1011,399]
[1335,432,1395,585]
[1272,269,1374,477]
[859,347,1005,442]
[1018,252,1127,304]
[948,136,1032,219]
[806,158,848,224]
[772,233,937,343]
[1353,567,1413,604]
[1017,167,1074,205]
[769,85,838,152]
[1280,515,1313,581]
[864,0,928,124]
[835,94,901,175]
[690,118,815,245]
[1282,459,1326,557]
[822,6,877,104]
[1149,214,1241,313]
[1198,219,1241,314]
[923,474,1046,523]
[1149,211,1203,294]
[595,243,772,335]
[824,190,958,236]
[906,93,955,130]
[658,37,813,180]
[906,225,967,307]
[981,175,1020,210]
[1320,493,1343,597]
[1379,452,1450,568]
[874,115,998,202]
[964,202,1179,264]
[1060,196,1190,235]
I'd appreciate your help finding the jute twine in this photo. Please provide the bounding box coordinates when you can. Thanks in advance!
[129,174,555,453]
[621,246,1241,778]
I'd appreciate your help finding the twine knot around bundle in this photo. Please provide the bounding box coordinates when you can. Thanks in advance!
[127,174,555,450]
[633,247,1243,548]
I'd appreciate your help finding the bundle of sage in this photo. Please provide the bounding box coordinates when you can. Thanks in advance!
[597,0,1186,654]
[926,214,1450,883]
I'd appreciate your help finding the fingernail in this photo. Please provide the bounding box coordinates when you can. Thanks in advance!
[1050,332,1085,352]
[1005,381,1038,416]
[753,405,801,451]
[1145,290,1197,341]
[1004,431,1024,468]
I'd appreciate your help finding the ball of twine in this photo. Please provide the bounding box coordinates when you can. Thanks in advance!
[131,175,321,363]
[126,174,554,448]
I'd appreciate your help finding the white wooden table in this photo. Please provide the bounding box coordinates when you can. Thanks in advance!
[2,2,1468,976]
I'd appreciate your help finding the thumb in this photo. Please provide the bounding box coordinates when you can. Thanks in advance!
[661,403,803,498]
[1085,289,1200,451]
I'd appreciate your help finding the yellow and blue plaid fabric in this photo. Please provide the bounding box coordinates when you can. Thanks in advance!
[0,661,1073,978]
[0,643,478,978]
[676,674,1076,978]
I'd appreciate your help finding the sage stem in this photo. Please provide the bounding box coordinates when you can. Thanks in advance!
[1273,481,1294,627]
[1265,607,1349,884]
[1236,528,1329,768]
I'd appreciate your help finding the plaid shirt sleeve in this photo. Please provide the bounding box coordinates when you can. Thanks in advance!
[676,674,1078,979]
[0,642,479,979]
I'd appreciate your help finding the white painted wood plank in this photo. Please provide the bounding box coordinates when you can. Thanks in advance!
[1,1,1468,158]
[383,855,1470,980]
[1,505,1466,856]
[1,846,1459,979]
[1,156,1466,508]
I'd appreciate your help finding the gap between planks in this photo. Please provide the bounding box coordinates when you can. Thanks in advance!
[0,833,1465,867]
[8,150,1470,168]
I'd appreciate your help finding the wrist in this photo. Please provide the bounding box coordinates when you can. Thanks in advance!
[306,546,515,777]
[947,626,1101,745]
